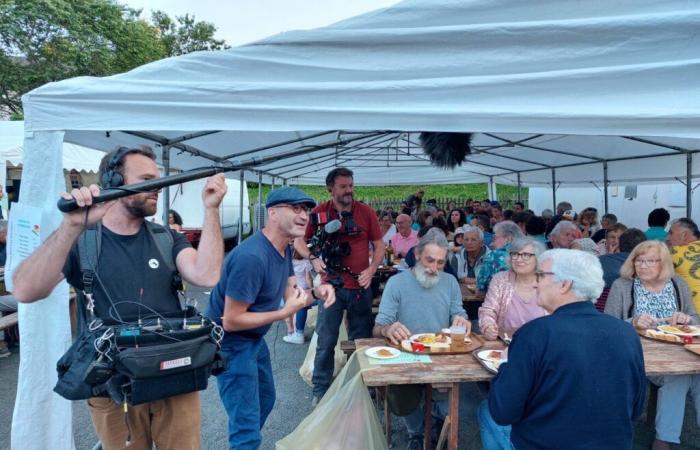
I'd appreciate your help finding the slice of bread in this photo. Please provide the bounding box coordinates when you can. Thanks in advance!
[646,330,682,343]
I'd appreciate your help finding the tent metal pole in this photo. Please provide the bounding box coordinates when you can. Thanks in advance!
[603,161,609,214]
[551,168,556,211]
[238,170,245,245]
[687,153,693,218]
[162,145,170,225]
[517,173,522,203]
[257,171,263,232]
[271,177,275,190]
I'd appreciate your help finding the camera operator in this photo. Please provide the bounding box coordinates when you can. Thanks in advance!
[12,146,227,450]
[294,167,384,404]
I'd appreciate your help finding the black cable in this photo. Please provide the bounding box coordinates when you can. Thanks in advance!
[105,301,173,329]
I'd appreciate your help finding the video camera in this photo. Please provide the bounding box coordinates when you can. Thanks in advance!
[308,211,359,288]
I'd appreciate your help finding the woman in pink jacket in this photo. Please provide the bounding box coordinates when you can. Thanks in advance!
[479,237,547,340]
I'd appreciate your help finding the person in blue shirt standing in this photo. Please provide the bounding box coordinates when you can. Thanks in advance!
[208,186,335,450]
[645,208,671,241]
[478,249,646,450]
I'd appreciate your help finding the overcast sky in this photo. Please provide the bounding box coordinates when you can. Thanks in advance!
[123,0,401,46]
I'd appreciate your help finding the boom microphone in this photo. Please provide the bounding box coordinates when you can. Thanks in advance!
[57,167,228,213]
[419,132,473,169]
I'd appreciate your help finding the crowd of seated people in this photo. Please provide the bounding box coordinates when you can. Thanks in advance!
[368,199,699,450]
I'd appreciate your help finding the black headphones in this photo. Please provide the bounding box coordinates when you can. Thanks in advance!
[100,146,131,189]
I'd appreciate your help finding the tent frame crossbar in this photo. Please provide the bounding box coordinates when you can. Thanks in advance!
[115,130,698,217]
[264,133,395,176]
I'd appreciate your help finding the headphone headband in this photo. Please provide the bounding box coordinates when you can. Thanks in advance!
[101,146,131,189]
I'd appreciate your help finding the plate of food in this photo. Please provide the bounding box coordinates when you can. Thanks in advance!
[641,329,684,344]
[476,349,505,373]
[410,333,452,348]
[657,324,700,337]
[365,346,401,360]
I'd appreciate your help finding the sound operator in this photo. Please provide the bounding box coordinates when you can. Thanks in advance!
[12,146,227,450]
[294,167,384,405]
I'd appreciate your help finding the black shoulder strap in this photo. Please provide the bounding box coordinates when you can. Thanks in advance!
[144,221,176,272]
[627,281,635,318]
[78,222,101,295]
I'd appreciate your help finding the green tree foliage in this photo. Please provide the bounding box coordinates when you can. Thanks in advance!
[0,0,226,119]
[151,10,227,57]
[248,183,525,208]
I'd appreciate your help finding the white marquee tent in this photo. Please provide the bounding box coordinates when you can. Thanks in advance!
[21,0,700,190]
[0,121,103,173]
[10,0,700,448]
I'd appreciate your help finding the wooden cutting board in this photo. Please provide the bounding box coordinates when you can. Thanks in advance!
[636,328,700,345]
[388,333,484,355]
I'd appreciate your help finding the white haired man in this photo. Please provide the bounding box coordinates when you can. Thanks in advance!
[548,220,579,249]
[374,229,469,450]
[478,249,646,450]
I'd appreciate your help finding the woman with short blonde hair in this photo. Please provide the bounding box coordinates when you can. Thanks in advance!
[605,240,700,450]
[618,240,675,281]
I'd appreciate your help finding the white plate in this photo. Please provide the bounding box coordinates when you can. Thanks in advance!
[477,349,504,372]
[657,325,700,337]
[365,346,401,360]
[409,333,452,346]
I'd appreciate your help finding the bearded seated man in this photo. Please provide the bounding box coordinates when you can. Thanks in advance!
[373,229,470,450]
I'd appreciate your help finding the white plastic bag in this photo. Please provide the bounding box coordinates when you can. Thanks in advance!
[299,312,348,386]
[305,305,318,334]
[278,351,388,450]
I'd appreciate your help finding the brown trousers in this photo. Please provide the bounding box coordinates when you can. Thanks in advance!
[87,391,201,450]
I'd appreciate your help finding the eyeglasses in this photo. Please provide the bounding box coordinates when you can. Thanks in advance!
[634,258,661,267]
[509,252,536,261]
[273,204,311,214]
[535,270,556,282]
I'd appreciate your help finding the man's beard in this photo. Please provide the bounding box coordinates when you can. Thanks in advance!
[124,196,157,218]
[414,262,441,288]
[334,193,353,207]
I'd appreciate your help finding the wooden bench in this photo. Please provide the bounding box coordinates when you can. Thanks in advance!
[0,311,18,331]
[340,340,356,358]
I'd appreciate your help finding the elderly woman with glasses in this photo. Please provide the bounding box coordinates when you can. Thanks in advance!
[478,237,547,341]
[605,240,700,450]
[452,225,491,285]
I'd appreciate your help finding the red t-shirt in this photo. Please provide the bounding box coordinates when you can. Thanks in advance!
[305,200,381,289]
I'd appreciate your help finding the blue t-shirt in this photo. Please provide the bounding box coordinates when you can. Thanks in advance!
[207,231,293,341]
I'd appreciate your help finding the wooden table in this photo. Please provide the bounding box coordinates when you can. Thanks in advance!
[356,335,700,450]
[357,337,504,450]
[639,336,700,376]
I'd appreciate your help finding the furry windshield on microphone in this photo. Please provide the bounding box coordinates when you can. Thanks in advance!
[419,132,473,169]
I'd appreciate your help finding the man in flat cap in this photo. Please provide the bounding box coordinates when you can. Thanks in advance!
[208,186,335,450]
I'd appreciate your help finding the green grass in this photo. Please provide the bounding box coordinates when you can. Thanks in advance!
[248,183,527,209]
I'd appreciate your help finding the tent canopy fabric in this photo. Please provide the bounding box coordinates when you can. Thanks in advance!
[0,121,104,173]
[20,0,700,187]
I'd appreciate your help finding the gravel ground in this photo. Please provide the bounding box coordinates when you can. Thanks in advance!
[1,286,699,449]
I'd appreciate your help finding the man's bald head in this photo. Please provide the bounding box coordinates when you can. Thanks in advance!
[395,214,413,236]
